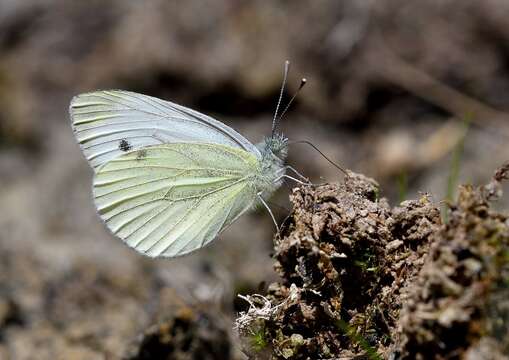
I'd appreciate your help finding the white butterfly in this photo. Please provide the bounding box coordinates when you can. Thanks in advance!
[69,74,305,258]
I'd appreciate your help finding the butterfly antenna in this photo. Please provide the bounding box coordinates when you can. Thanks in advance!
[272,60,290,137]
[278,78,307,121]
[289,140,349,177]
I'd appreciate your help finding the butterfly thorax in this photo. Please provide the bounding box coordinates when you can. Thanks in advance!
[253,134,288,195]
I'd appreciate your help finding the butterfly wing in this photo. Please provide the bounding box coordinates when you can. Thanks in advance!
[93,142,259,258]
[70,90,261,170]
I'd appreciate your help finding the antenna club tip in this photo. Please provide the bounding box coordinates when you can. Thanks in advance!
[285,60,290,65]
[298,78,307,90]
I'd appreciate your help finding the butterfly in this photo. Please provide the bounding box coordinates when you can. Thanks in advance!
[69,63,308,258]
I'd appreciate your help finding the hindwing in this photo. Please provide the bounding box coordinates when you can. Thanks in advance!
[93,143,259,257]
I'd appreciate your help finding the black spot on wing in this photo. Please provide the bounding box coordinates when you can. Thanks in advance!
[118,139,132,152]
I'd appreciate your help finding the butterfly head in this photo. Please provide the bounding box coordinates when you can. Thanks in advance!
[258,133,288,161]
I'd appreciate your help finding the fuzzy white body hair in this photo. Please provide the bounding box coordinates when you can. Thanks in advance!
[252,134,288,203]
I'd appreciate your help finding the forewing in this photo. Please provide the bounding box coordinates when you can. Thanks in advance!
[70,90,260,170]
[93,143,258,258]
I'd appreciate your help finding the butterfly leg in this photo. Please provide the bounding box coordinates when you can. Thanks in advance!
[284,166,312,185]
[257,192,279,232]
[273,174,310,186]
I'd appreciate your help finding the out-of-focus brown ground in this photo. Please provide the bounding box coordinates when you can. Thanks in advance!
[0,1,509,359]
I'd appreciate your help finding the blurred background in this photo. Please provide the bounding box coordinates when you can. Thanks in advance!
[1,1,509,359]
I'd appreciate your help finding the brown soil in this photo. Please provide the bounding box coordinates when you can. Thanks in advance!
[236,165,509,359]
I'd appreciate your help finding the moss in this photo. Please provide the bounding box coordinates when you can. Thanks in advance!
[249,327,269,352]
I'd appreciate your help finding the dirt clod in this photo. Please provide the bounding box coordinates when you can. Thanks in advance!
[394,183,509,359]
[237,171,440,359]
[236,167,509,359]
